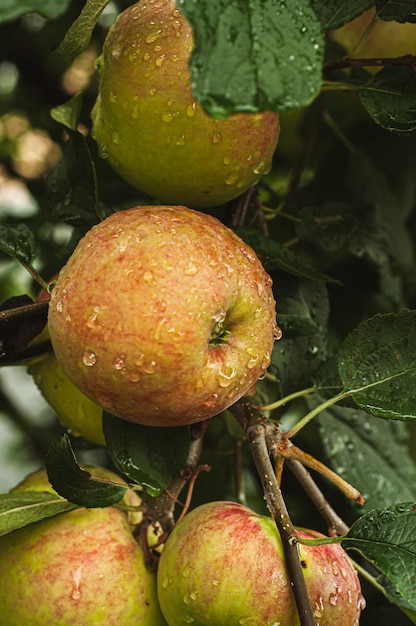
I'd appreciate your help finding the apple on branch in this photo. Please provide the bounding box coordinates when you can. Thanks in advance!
[91,0,280,208]
[0,466,167,626]
[48,205,279,427]
[157,500,365,626]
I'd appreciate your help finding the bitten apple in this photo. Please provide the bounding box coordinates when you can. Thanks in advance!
[48,205,278,427]
[0,466,167,626]
[91,0,280,208]
[157,501,365,626]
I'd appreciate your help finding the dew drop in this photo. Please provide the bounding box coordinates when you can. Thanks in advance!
[329,592,339,606]
[143,360,156,374]
[128,370,141,383]
[143,270,153,282]
[273,325,283,341]
[246,347,259,369]
[56,300,63,313]
[189,589,198,601]
[186,102,197,117]
[82,350,97,367]
[211,131,222,144]
[218,365,236,388]
[109,90,117,103]
[113,354,125,370]
[183,261,199,275]
[182,566,190,578]
[223,156,231,165]
[225,171,239,186]
[145,30,162,43]
[155,54,166,66]
[112,131,121,144]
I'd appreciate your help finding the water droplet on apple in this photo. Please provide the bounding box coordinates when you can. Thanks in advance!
[56,300,63,313]
[329,592,339,606]
[145,30,162,43]
[128,370,141,382]
[155,54,166,66]
[246,347,259,369]
[161,577,170,589]
[218,365,236,387]
[162,110,177,122]
[86,305,100,328]
[82,350,97,367]
[183,261,199,275]
[182,566,190,578]
[212,579,220,586]
[273,325,283,341]
[134,354,145,367]
[184,617,194,624]
[186,102,197,117]
[113,354,125,370]
[211,131,222,144]
[143,360,156,374]
[176,134,186,146]
[225,171,239,186]
[143,270,153,282]
[111,130,120,145]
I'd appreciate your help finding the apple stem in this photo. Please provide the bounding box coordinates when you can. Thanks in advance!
[230,399,318,626]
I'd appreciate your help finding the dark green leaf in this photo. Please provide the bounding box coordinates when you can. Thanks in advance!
[310,0,373,29]
[376,0,416,22]
[46,434,128,507]
[103,413,190,497]
[56,0,110,56]
[46,128,100,228]
[0,492,78,536]
[0,0,70,23]
[344,503,416,612]
[51,93,83,131]
[339,310,416,419]
[295,202,358,254]
[0,223,37,265]
[360,67,416,133]
[178,0,324,116]
[234,226,339,283]
[316,402,416,512]
[376,575,416,622]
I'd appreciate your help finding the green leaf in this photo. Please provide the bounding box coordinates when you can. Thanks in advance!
[56,0,110,56]
[46,128,100,228]
[339,310,416,420]
[360,67,416,133]
[46,434,128,507]
[310,0,373,30]
[295,202,358,254]
[0,223,37,265]
[178,0,324,116]
[0,0,70,23]
[376,0,416,22]
[344,502,416,612]
[0,492,78,537]
[316,402,416,513]
[103,413,190,497]
[51,93,83,131]
[234,226,339,283]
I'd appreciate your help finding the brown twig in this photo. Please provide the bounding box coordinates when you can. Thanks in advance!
[324,54,416,73]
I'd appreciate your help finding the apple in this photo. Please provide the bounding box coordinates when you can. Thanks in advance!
[48,205,278,427]
[0,466,167,626]
[91,0,280,208]
[330,9,416,70]
[29,279,105,446]
[157,501,365,626]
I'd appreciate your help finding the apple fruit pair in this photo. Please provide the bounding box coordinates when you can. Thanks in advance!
[157,500,365,625]
[91,0,280,208]
[0,466,167,625]
[29,278,105,446]
[48,205,278,427]
[330,8,416,70]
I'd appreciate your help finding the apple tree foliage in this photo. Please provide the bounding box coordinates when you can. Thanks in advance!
[0,0,416,624]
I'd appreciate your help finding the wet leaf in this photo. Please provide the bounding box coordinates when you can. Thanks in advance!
[103,413,190,497]
[178,0,324,116]
[51,93,83,131]
[0,223,37,265]
[360,67,416,134]
[344,503,416,612]
[0,492,78,536]
[46,434,128,507]
[339,310,416,419]
[376,0,416,22]
[316,401,416,513]
[310,0,373,29]
[56,0,109,56]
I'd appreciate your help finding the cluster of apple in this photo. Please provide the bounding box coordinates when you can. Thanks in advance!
[4,0,379,624]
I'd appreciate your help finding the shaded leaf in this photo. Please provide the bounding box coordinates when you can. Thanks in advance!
[339,310,416,419]
[51,93,83,131]
[316,401,416,513]
[0,492,78,536]
[0,223,36,265]
[178,0,324,116]
[56,0,109,56]
[103,413,190,497]
[310,0,373,30]
[360,66,416,134]
[0,0,70,23]
[295,202,358,254]
[344,503,416,612]
[46,434,128,507]
[376,0,416,22]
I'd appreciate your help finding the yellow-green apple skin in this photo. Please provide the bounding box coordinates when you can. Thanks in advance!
[48,205,278,427]
[330,8,416,70]
[157,501,365,626]
[29,278,105,446]
[91,0,280,208]
[0,466,167,626]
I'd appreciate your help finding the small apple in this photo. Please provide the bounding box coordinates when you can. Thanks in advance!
[330,9,416,70]
[91,0,280,208]
[157,501,365,626]
[0,466,167,625]
[29,278,105,446]
[48,205,278,427]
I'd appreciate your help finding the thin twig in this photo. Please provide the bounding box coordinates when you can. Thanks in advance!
[324,54,416,73]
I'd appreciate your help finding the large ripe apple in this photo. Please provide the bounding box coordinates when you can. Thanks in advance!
[29,278,105,446]
[330,8,416,70]
[91,0,280,208]
[48,205,278,427]
[157,501,365,626]
[0,466,167,626]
